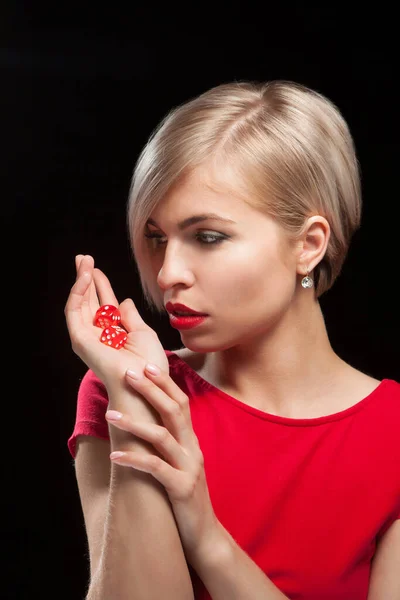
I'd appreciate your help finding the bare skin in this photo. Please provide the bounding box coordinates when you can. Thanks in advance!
[173,346,380,419]
[148,164,380,420]
[67,158,389,599]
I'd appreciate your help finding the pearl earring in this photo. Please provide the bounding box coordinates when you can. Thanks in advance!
[301,268,314,289]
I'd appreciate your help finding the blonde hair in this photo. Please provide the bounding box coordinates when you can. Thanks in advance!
[127,80,362,314]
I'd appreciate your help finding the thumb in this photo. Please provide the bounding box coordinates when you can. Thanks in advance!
[119,298,151,333]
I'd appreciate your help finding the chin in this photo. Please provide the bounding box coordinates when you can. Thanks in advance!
[183,342,212,353]
[183,337,236,354]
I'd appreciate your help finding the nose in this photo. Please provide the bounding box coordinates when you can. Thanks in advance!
[156,244,195,291]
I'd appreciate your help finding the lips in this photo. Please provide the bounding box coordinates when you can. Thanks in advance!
[165,301,208,316]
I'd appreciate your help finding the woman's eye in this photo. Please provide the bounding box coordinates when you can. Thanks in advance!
[144,232,227,247]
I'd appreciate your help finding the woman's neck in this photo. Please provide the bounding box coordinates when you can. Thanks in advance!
[202,300,348,416]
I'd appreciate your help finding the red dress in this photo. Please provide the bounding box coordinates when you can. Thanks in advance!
[68,350,400,599]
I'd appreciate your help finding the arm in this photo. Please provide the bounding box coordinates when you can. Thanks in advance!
[75,389,194,600]
[66,256,194,598]
[193,519,400,600]
[105,366,289,600]
[191,521,289,600]
[367,519,400,600]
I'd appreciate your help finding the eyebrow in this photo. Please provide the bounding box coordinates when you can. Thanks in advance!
[146,213,237,230]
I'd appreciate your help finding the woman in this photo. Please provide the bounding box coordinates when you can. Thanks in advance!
[65,80,400,599]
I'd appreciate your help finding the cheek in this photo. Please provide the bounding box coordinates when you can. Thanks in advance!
[207,246,295,312]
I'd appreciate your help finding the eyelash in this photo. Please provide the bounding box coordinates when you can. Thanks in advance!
[144,232,227,247]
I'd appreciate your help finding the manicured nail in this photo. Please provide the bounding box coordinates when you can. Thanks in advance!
[145,363,160,376]
[126,369,141,380]
[110,451,126,459]
[106,410,123,420]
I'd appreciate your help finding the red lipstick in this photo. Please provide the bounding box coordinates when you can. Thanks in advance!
[165,302,209,330]
[165,302,208,316]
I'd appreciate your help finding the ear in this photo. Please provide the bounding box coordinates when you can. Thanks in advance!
[296,216,330,276]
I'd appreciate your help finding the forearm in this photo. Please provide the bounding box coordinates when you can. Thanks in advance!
[191,521,289,600]
[87,387,194,600]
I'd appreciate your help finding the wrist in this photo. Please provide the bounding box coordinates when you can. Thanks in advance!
[106,387,162,455]
[189,518,231,573]
[108,414,162,459]
[107,385,161,424]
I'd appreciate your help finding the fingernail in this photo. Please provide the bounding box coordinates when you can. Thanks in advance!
[126,369,141,380]
[106,410,123,420]
[110,451,126,459]
[145,363,160,376]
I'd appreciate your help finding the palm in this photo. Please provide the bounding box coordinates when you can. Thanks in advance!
[65,255,169,388]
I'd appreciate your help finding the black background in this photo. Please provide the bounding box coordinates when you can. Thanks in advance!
[2,5,399,599]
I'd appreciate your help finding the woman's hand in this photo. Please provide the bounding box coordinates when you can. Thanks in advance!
[64,254,169,391]
[105,364,222,567]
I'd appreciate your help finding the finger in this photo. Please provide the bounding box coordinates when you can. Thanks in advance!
[79,256,100,314]
[118,298,150,333]
[143,364,193,423]
[109,449,183,496]
[75,254,84,271]
[93,268,119,308]
[64,265,93,333]
[125,368,195,449]
[88,277,100,314]
[75,254,98,317]
[105,411,188,469]
[78,255,96,324]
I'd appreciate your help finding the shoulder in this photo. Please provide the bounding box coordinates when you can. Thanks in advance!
[381,377,400,404]
[79,349,204,390]
[78,368,108,399]
[167,347,206,374]
[337,363,400,411]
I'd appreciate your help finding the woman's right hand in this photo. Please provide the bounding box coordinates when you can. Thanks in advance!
[64,254,170,393]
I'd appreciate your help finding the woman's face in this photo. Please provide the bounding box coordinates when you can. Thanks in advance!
[145,165,301,352]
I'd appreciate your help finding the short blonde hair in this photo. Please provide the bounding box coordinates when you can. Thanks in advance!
[127,80,362,314]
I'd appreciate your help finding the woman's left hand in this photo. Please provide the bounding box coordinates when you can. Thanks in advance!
[105,363,222,567]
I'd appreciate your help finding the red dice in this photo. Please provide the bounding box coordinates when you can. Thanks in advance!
[94,305,121,328]
[100,326,128,350]
[94,305,127,350]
